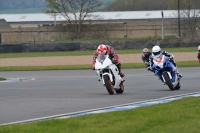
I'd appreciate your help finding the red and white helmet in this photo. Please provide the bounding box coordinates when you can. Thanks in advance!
[97,44,107,55]
[198,45,200,50]
[143,48,149,55]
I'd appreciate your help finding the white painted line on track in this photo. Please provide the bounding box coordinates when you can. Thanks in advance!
[0,78,35,82]
[1,92,200,126]
[0,78,20,82]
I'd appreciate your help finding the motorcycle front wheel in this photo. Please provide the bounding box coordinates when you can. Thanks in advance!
[103,75,115,95]
[163,73,174,91]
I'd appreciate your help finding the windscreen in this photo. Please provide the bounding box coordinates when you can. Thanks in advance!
[153,54,163,61]
[96,54,107,63]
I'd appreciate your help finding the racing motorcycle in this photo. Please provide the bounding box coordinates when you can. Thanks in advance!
[152,55,181,91]
[94,54,125,95]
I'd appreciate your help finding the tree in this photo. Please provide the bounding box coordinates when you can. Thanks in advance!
[103,0,168,11]
[0,0,46,10]
[168,0,200,38]
[44,0,103,39]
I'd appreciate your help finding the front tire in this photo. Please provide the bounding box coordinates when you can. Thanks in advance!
[103,75,115,95]
[162,73,174,91]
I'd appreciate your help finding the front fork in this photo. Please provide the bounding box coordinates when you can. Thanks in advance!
[162,71,178,86]
[161,71,172,83]
[96,70,114,84]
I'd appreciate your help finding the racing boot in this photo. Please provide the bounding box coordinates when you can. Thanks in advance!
[175,67,183,79]
[170,58,183,79]
[116,63,125,77]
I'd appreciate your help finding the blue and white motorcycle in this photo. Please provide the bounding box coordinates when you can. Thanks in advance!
[152,55,181,91]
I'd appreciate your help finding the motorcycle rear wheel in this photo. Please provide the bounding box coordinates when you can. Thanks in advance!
[103,75,115,95]
[163,73,175,91]
[115,82,124,94]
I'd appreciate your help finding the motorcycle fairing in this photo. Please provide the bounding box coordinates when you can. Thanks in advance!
[95,54,123,89]
[153,55,177,83]
[95,54,113,70]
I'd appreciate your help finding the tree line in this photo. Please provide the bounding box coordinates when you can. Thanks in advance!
[1,0,200,11]
[103,0,200,11]
[0,0,46,10]
[0,0,113,11]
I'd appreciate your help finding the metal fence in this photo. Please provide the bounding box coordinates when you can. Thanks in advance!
[0,18,200,45]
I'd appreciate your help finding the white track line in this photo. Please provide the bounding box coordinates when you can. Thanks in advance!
[1,92,200,126]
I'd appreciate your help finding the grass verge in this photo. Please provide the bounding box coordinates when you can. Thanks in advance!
[0,47,197,58]
[0,61,198,71]
[0,77,6,81]
[0,97,200,133]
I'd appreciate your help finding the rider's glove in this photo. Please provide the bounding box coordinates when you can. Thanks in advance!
[147,66,153,71]
[112,58,117,63]
[144,61,149,65]
[169,55,174,60]
[168,55,174,62]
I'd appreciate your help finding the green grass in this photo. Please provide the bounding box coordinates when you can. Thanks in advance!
[0,61,198,71]
[0,47,198,71]
[0,97,200,133]
[0,77,6,81]
[0,47,197,58]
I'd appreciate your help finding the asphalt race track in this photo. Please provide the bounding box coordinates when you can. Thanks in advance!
[0,67,199,125]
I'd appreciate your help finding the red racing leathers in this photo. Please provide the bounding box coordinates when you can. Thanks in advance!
[92,45,125,77]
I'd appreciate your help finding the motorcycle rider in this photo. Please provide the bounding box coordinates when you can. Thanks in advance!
[148,45,183,83]
[142,48,152,68]
[92,44,125,77]
[197,45,200,63]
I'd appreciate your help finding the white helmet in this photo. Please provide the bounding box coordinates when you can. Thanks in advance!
[198,45,200,50]
[152,45,161,56]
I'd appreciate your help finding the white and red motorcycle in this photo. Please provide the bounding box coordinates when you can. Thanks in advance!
[95,54,125,95]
